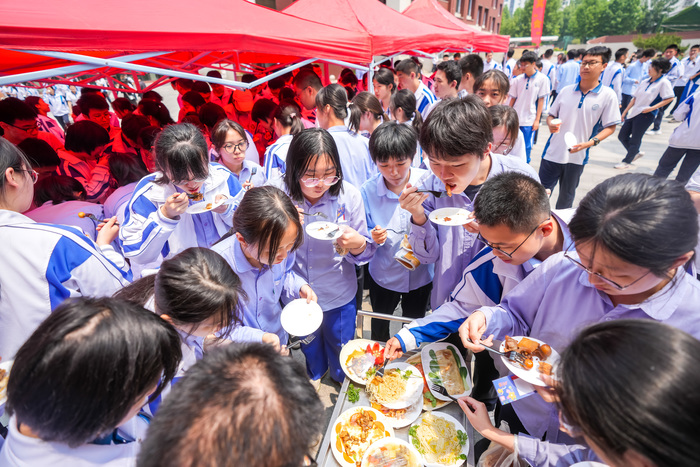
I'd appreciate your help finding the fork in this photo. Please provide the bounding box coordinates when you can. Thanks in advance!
[287,333,316,350]
[326,227,341,238]
[468,338,528,366]
[299,211,329,219]
[78,212,120,226]
[416,189,449,198]
[246,167,257,184]
[375,357,390,378]
[429,382,459,402]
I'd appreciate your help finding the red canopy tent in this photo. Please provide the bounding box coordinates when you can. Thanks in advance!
[402,0,510,53]
[0,0,372,91]
[283,0,476,57]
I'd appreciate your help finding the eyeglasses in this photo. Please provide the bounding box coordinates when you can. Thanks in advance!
[222,140,249,154]
[478,217,550,259]
[301,175,340,187]
[564,247,652,290]
[7,121,39,133]
[493,137,513,155]
[171,177,207,186]
[580,61,602,68]
[18,169,39,184]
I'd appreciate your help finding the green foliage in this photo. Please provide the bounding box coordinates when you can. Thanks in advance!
[633,33,686,53]
[606,0,642,35]
[638,0,680,33]
[570,0,609,41]
[500,0,563,38]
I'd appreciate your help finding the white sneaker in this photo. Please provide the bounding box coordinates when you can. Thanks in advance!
[614,162,634,170]
[309,378,322,391]
[645,129,661,135]
[632,152,645,162]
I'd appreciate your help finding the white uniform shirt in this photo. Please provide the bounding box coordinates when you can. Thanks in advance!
[667,56,684,87]
[483,59,502,73]
[504,58,517,78]
[24,200,104,242]
[600,61,624,104]
[415,82,438,120]
[670,89,700,150]
[627,76,674,119]
[509,129,527,162]
[508,71,550,126]
[542,82,621,165]
[678,56,700,88]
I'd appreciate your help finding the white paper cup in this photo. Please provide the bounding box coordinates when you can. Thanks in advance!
[551,118,562,133]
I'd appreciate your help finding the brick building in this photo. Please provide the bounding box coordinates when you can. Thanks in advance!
[433,0,505,34]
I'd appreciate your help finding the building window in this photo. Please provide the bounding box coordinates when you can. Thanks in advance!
[491,17,495,31]
[477,6,482,25]
[496,22,500,34]
[493,0,497,8]
[456,0,463,15]
[467,0,474,18]
[484,8,489,27]
[499,4,503,16]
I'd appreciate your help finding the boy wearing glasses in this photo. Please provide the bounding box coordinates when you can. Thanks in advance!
[0,97,64,152]
[539,46,621,210]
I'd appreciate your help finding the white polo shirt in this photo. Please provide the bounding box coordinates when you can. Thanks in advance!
[542,82,621,165]
[627,76,674,119]
[670,90,700,150]
[601,61,624,104]
[509,71,550,126]
[415,82,438,120]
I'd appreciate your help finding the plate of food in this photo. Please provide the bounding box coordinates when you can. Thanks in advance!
[0,359,13,406]
[340,339,385,385]
[306,221,342,240]
[361,437,423,467]
[409,411,469,467]
[185,197,226,214]
[406,354,450,411]
[428,208,473,227]
[370,395,422,429]
[421,343,471,402]
[499,336,559,387]
[366,362,424,410]
[331,406,395,467]
[280,299,323,337]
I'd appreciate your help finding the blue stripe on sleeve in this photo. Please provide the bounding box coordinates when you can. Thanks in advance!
[45,236,94,309]
[131,192,158,218]
[122,221,160,253]
[418,97,430,114]
[226,172,243,197]
[468,259,503,306]
[408,319,465,346]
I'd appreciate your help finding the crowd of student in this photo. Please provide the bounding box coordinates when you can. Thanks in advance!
[0,48,699,466]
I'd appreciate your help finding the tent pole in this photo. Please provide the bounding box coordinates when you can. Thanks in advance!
[246,58,316,89]
[317,59,369,72]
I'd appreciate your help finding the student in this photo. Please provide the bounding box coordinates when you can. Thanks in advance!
[179,91,206,122]
[57,120,113,202]
[0,97,63,152]
[649,44,684,134]
[483,51,501,73]
[281,128,372,384]
[112,97,136,120]
[539,49,556,99]
[653,88,700,183]
[361,122,432,342]
[315,84,375,188]
[16,137,60,182]
[103,114,151,175]
[210,119,266,190]
[250,98,278,157]
[192,81,211,103]
[432,60,461,102]
[77,94,119,138]
[473,70,511,108]
[103,152,150,224]
[508,51,550,163]
[489,105,527,161]
[120,123,242,277]
[137,99,174,129]
[457,54,484,97]
[460,173,700,442]
[212,186,315,350]
[673,44,699,116]
[0,297,182,465]
[503,49,516,78]
[42,86,72,129]
[398,96,538,310]
[372,67,397,119]
[137,342,325,467]
[616,58,674,170]
[556,50,580,97]
[600,48,628,106]
[540,46,621,209]
[136,125,160,173]
[348,91,388,137]
[390,90,424,168]
[262,100,304,183]
[395,58,438,119]
[292,69,323,124]
[206,70,233,110]
[24,96,65,143]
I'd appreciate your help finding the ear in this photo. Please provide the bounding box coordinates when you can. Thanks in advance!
[539,218,555,238]
[601,62,608,70]
[4,167,21,189]
[235,231,247,248]
[671,251,695,270]
[484,142,493,156]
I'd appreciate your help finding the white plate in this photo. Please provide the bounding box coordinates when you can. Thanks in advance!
[305,221,342,240]
[361,436,423,467]
[0,360,13,406]
[366,361,424,410]
[331,406,394,467]
[421,343,472,402]
[499,336,560,387]
[372,395,423,429]
[185,197,226,214]
[564,131,578,149]
[340,339,384,385]
[409,411,469,467]
[428,208,473,227]
[405,354,451,411]
[280,299,322,337]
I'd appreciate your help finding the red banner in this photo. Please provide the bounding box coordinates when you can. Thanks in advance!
[531,0,547,46]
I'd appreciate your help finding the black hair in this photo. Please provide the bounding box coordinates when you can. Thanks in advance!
[154,123,209,185]
[557,320,700,467]
[64,120,110,154]
[240,73,257,84]
[138,99,174,127]
[489,105,519,154]
[108,152,149,187]
[176,78,194,90]
[585,46,612,64]
[120,114,150,143]
[141,90,163,102]
[348,92,388,134]
[77,93,109,116]
[395,57,422,77]
[642,48,656,59]
[339,68,359,87]
[473,172,549,233]
[458,54,484,79]
[112,97,136,114]
[390,89,422,134]
[23,95,42,111]
[420,94,492,160]
[138,126,161,151]
[651,57,672,74]
[473,70,510,96]
[192,81,211,95]
[567,49,577,60]
[691,44,700,50]
[284,128,344,201]
[278,87,296,101]
[615,48,629,61]
[453,53,461,59]
[315,83,349,121]
[251,98,277,124]
[34,175,86,205]
[292,70,322,91]
[520,51,538,64]
[372,67,396,94]
[206,70,222,79]
[0,97,37,125]
[568,173,698,277]
[182,90,206,110]
[368,121,417,164]
[507,49,515,58]
[543,49,554,58]
[136,342,324,467]
[6,297,181,447]
[665,43,680,53]
[17,137,59,169]
[0,138,32,195]
[437,59,463,86]
[577,48,587,58]
[268,75,287,91]
[198,102,227,133]
[210,119,247,153]
[273,100,304,136]
[115,248,244,338]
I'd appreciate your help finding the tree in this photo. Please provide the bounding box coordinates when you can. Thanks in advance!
[500,0,563,38]
[570,0,609,41]
[606,0,642,35]
[633,32,686,52]
[638,0,680,33]
[560,3,578,38]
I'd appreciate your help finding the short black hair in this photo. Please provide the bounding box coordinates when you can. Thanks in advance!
[520,51,538,64]
[395,57,422,77]
[665,43,680,53]
[585,46,612,64]
[292,69,322,91]
[108,152,149,186]
[34,175,86,204]
[120,114,150,143]
[437,59,462,86]
[615,48,629,60]
[182,90,206,109]
[473,70,510,96]
[251,98,277,123]
[543,49,554,58]
[567,49,577,60]
[458,54,484,79]
[198,102,227,132]
[368,121,417,164]
[17,137,59,169]
[642,48,656,58]
[176,78,194,90]
[77,93,109,116]
[474,172,549,233]
[0,97,37,125]
[112,97,135,114]
[192,81,211,94]
[507,49,515,58]
[64,120,110,154]
[6,296,181,447]
[142,90,163,102]
[154,123,209,185]
[651,57,671,74]
[284,128,344,201]
[419,94,492,160]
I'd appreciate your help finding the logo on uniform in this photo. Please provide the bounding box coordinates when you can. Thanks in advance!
[592,104,600,111]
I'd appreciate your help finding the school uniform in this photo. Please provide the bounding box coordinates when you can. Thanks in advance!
[119,163,242,278]
[600,61,624,105]
[540,59,556,113]
[286,181,373,382]
[326,125,376,188]
[0,210,130,359]
[652,56,683,130]
[515,437,602,466]
[621,59,647,115]
[673,56,700,114]
[36,115,65,143]
[25,200,104,242]
[540,82,621,209]
[263,134,293,184]
[56,150,111,203]
[509,71,550,162]
[618,76,674,164]
[360,169,434,341]
[407,153,539,309]
[479,251,700,442]
[415,82,438,120]
[104,183,138,225]
[231,159,266,189]
[508,130,527,162]
[555,60,579,94]
[483,59,502,73]
[45,92,71,128]
[210,88,233,110]
[504,58,517,78]
[654,90,700,183]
